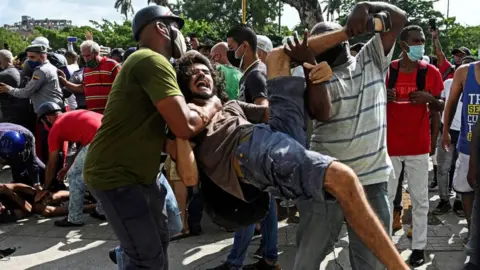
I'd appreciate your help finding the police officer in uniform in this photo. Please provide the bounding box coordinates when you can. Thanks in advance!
[0,44,63,113]
[0,44,64,176]
[0,123,45,187]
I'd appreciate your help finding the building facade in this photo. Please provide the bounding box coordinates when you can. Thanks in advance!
[3,16,72,32]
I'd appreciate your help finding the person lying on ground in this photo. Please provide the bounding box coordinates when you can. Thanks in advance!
[0,182,96,223]
[165,32,409,269]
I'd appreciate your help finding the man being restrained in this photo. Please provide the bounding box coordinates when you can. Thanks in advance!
[166,31,408,269]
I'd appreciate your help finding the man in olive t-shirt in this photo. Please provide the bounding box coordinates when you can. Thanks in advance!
[83,6,222,269]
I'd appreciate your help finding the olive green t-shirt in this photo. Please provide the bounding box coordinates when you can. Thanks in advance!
[217,64,242,100]
[84,48,182,190]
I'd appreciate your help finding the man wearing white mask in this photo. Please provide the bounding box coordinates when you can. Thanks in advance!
[226,24,268,106]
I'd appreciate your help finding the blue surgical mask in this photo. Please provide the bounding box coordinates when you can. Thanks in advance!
[406,45,425,62]
[28,60,41,69]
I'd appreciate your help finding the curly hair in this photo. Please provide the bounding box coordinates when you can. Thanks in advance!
[175,51,229,104]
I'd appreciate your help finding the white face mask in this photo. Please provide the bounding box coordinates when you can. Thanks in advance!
[235,44,246,70]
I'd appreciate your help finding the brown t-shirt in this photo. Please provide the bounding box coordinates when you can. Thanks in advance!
[192,100,267,200]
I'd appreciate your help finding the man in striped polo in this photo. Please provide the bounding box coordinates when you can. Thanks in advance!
[58,40,120,114]
[297,2,406,270]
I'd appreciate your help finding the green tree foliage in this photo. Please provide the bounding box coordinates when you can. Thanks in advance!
[181,0,281,31]
[0,28,30,56]
[33,20,137,50]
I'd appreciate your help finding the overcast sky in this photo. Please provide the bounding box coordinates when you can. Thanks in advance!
[1,0,479,29]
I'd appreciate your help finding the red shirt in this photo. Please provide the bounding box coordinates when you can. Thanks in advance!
[48,110,103,152]
[438,58,454,80]
[386,61,444,156]
[83,57,121,114]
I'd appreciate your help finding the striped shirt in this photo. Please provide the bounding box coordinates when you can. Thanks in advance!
[83,57,121,113]
[310,34,393,186]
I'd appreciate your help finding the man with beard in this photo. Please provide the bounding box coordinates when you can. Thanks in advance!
[227,25,268,106]
[167,31,409,270]
[83,6,221,269]
[306,1,407,268]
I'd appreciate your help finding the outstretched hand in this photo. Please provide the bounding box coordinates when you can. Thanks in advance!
[284,30,316,65]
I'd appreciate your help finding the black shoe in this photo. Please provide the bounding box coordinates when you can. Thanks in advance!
[0,247,16,259]
[206,262,235,270]
[189,223,203,236]
[432,199,452,215]
[54,217,84,227]
[428,181,438,190]
[409,249,425,267]
[108,248,117,264]
[90,210,107,221]
[453,200,466,217]
[243,259,281,270]
[462,262,480,270]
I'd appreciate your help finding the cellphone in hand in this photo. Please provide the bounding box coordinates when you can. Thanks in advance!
[429,18,437,31]
[67,36,78,43]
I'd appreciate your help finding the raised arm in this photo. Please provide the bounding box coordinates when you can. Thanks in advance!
[284,31,332,121]
[347,1,406,55]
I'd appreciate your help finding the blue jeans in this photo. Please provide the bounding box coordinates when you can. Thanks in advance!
[67,145,103,224]
[293,182,390,269]
[113,173,182,269]
[226,195,278,267]
[236,78,334,202]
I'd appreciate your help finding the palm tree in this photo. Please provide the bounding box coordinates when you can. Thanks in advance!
[114,0,134,20]
[322,0,341,21]
[148,0,168,5]
[114,0,171,19]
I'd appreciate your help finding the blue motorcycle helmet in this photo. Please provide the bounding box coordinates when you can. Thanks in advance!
[0,131,27,159]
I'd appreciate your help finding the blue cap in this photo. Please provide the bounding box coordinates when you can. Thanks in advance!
[0,131,26,157]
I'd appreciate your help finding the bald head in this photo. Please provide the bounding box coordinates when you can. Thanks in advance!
[311,22,343,36]
[0,49,13,69]
[210,42,229,65]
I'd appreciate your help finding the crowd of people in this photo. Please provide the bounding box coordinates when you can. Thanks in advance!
[0,2,478,270]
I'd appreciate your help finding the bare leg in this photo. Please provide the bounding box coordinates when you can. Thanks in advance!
[51,190,70,202]
[324,162,408,270]
[33,204,96,217]
[4,183,35,195]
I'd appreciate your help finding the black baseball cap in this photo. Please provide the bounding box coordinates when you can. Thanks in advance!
[451,46,472,56]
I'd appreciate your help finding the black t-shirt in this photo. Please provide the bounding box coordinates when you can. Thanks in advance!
[238,61,267,103]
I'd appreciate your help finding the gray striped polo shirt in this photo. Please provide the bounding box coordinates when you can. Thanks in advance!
[310,34,393,186]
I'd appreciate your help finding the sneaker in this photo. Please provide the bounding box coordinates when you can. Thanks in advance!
[409,249,425,267]
[253,239,264,259]
[428,181,438,190]
[392,210,402,231]
[432,199,452,215]
[462,262,480,270]
[407,225,413,238]
[90,210,107,221]
[108,248,117,264]
[206,262,235,270]
[54,217,84,227]
[243,259,282,270]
